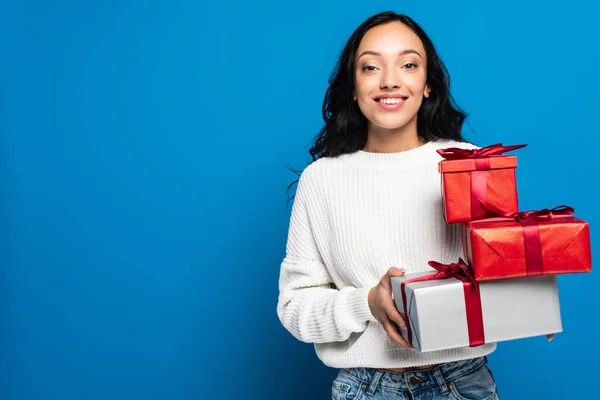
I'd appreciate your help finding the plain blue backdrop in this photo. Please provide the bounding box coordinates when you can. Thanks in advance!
[1,0,598,399]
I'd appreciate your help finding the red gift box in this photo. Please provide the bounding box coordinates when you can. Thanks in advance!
[438,143,526,223]
[462,204,592,281]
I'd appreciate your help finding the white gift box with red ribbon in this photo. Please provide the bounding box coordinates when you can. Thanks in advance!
[390,261,563,352]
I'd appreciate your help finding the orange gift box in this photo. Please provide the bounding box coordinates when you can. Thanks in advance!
[462,205,592,281]
[438,144,526,223]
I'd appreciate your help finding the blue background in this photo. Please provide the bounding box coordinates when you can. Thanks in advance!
[1,0,597,399]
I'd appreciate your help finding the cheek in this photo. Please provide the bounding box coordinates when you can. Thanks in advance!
[354,84,367,99]
[404,75,427,92]
[414,70,429,91]
[354,74,378,96]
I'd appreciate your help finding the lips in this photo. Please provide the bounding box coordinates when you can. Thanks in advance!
[374,96,407,111]
[376,97,406,105]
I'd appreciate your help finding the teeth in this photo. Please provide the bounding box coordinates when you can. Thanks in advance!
[379,98,404,104]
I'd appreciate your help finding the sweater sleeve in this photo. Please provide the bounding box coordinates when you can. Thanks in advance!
[276,166,377,344]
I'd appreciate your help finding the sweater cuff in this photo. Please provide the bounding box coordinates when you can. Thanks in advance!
[346,286,378,324]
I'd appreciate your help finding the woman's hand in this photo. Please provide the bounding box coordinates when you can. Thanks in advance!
[368,267,412,348]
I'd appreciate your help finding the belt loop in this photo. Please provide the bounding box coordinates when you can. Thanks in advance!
[432,368,449,394]
[367,370,384,396]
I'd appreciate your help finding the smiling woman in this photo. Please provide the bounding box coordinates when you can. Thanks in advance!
[277,11,500,400]
[353,23,431,150]
[304,12,468,160]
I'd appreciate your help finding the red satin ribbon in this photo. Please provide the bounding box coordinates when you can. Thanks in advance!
[478,201,574,275]
[436,143,527,160]
[471,160,490,220]
[437,143,526,220]
[400,259,485,348]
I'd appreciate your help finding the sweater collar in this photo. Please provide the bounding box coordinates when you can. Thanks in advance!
[338,140,445,173]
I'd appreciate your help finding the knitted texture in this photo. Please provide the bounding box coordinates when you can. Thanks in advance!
[277,139,496,368]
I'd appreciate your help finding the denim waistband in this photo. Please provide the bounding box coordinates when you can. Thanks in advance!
[339,356,486,395]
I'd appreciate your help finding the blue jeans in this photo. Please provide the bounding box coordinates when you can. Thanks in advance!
[332,357,499,400]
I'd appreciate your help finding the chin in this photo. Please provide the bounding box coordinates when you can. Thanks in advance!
[368,117,413,131]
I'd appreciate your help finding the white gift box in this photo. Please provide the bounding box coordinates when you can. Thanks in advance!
[390,271,563,352]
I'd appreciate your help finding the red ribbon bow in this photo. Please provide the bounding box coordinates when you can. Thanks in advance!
[479,200,574,222]
[477,201,575,276]
[400,259,485,349]
[426,259,476,283]
[436,143,527,160]
[514,206,574,222]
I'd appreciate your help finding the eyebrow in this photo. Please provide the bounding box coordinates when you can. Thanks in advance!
[356,49,422,60]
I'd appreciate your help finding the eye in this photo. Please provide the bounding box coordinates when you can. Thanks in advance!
[403,63,418,70]
[361,65,377,72]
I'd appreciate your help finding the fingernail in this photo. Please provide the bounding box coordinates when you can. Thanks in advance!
[400,324,406,329]
[548,336,553,342]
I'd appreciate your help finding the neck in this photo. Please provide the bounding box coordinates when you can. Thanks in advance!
[362,119,424,153]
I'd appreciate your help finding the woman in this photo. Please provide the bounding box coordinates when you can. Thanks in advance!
[277,11,500,400]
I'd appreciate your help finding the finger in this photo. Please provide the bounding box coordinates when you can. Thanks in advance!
[382,318,412,348]
[384,302,407,329]
[383,267,406,289]
[386,267,406,277]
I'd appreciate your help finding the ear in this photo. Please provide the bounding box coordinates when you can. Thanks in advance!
[352,91,357,101]
[424,84,431,98]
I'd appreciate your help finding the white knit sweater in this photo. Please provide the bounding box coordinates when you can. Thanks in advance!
[276,139,497,368]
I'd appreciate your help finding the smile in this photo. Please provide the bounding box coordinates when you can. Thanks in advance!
[376,97,406,104]
[375,97,407,110]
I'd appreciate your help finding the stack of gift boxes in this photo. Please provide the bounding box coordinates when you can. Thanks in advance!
[391,143,592,352]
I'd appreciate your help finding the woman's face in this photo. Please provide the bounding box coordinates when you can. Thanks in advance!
[353,22,430,133]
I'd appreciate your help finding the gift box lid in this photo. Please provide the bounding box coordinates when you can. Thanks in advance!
[439,155,518,173]
[467,213,587,232]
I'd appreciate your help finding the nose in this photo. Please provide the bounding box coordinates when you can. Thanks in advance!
[380,70,401,89]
